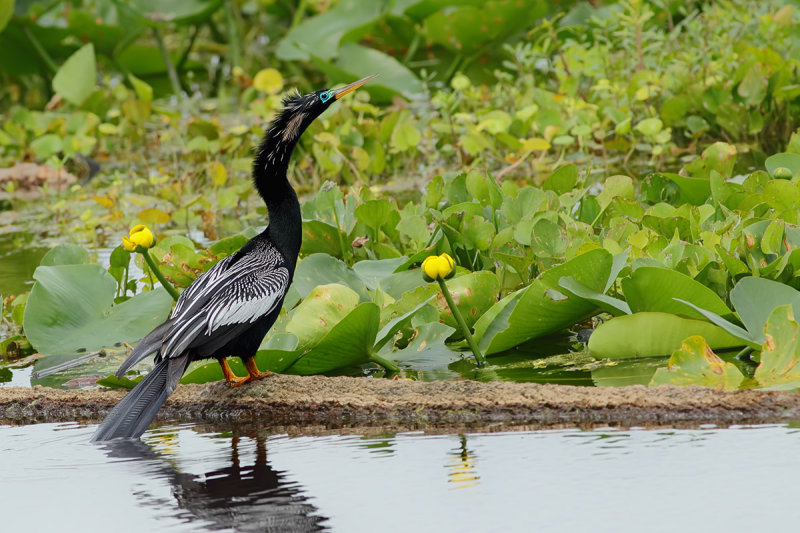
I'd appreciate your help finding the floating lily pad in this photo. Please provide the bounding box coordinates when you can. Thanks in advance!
[754,305,800,390]
[588,312,744,359]
[650,335,744,389]
[474,249,611,355]
[24,264,173,360]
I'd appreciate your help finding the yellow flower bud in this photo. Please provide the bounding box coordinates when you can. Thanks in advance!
[422,253,455,281]
[123,224,155,252]
[121,236,137,252]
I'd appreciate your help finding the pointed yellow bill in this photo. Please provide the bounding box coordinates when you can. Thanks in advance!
[333,74,379,100]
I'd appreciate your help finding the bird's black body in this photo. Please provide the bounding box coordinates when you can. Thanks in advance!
[92,75,376,442]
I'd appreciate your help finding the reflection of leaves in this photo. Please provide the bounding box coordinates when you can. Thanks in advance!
[650,335,743,389]
[754,305,800,390]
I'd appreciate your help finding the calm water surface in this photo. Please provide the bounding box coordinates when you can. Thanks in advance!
[2,422,800,532]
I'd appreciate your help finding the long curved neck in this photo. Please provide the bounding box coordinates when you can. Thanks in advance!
[253,129,302,270]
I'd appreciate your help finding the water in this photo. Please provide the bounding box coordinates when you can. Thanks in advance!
[2,422,800,532]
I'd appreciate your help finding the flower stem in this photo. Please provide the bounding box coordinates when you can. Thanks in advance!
[368,351,401,373]
[437,278,486,366]
[141,249,180,301]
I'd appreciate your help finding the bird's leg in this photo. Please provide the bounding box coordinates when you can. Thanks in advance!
[227,358,272,387]
[219,357,248,386]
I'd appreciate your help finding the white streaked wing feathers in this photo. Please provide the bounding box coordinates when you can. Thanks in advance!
[204,267,289,333]
[160,239,288,359]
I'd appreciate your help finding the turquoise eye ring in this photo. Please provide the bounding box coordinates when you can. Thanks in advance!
[320,91,332,103]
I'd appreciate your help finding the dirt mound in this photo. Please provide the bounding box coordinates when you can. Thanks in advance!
[2,375,800,430]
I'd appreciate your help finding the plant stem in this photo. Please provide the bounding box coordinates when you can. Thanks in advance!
[223,0,241,67]
[735,346,754,360]
[23,27,58,74]
[368,351,401,373]
[141,249,180,301]
[437,278,486,366]
[151,26,183,98]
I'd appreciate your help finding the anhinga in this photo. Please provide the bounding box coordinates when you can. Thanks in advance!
[92,74,377,442]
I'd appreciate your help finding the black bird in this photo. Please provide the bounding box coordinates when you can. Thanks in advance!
[92,74,377,442]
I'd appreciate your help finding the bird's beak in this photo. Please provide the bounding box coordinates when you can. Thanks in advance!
[333,74,378,100]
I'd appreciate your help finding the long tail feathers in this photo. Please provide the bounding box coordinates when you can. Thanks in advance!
[115,320,173,379]
[92,353,189,442]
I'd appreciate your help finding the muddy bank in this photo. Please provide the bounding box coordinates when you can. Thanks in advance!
[2,375,800,429]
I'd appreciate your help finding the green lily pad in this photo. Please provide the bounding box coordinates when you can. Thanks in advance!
[286,283,360,349]
[650,335,744,389]
[437,271,499,330]
[754,305,800,390]
[474,249,611,355]
[765,153,800,178]
[622,267,733,320]
[588,312,744,359]
[52,43,96,106]
[293,253,370,302]
[301,220,343,257]
[381,322,458,370]
[24,264,173,359]
[40,244,90,266]
[559,276,631,316]
[285,303,380,375]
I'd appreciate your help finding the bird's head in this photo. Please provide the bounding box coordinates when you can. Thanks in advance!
[271,74,378,145]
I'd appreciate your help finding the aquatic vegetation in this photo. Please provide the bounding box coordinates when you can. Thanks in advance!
[3,1,800,392]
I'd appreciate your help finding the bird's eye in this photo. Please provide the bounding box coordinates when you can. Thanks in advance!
[319,91,332,103]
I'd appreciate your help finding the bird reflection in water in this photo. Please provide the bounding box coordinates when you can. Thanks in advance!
[100,429,328,532]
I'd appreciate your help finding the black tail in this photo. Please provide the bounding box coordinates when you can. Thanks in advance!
[91,353,188,442]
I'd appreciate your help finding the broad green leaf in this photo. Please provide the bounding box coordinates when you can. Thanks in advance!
[40,244,89,266]
[542,164,578,194]
[474,249,611,355]
[592,360,660,387]
[674,299,756,346]
[0,0,13,33]
[436,271,500,330]
[115,0,223,25]
[353,257,407,290]
[730,277,800,345]
[24,264,173,358]
[312,43,425,101]
[650,335,744,389]
[293,253,370,302]
[754,305,800,390]
[30,134,62,159]
[559,276,631,316]
[375,295,436,351]
[588,312,744,359]
[681,142,736,180]
[621,267,733,320]
[276,0,381,61]
[765,153,800,178]
[52,43,97,106]
[286,303,380,374]
[286,283,360,349]
[381,322,458,370]
[658,172,711,205]
[301,220,344,257]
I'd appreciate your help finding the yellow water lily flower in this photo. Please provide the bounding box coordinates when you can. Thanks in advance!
[122,224,155,252]
[422,253,455,282]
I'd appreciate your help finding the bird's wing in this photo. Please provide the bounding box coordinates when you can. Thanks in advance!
[170,253,237,317]
[159,244,289,360]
